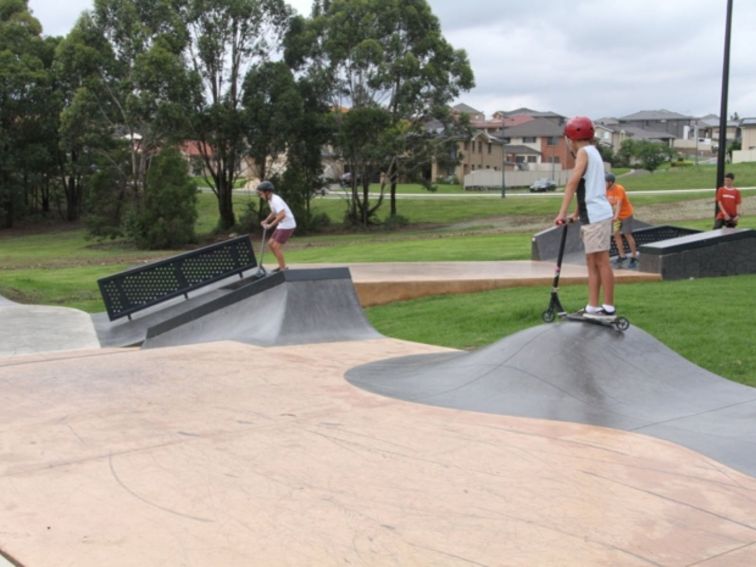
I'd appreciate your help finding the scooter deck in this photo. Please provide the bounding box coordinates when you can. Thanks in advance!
[562,312,630,331]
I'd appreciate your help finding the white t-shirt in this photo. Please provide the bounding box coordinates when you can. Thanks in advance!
[577,145,612,224]
[269,194,296,229]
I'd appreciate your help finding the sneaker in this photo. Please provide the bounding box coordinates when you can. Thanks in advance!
[583,308,616,322]
[271,266,289,274]
[627,257,639,269]
[612,256,627,268]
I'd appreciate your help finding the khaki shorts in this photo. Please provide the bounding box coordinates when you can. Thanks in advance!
[581,218,612,254]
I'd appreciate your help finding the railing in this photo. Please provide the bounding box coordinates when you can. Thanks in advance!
[98,235,257,321]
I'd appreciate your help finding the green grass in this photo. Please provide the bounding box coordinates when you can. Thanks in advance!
[0,264,129,312]
[287,232,531,263]
[366,275,756,386]
[619,162,756,190]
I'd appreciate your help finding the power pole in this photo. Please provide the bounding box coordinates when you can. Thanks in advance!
[715,0,734,216]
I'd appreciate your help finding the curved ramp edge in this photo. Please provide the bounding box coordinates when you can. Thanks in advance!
[346,323,756,476]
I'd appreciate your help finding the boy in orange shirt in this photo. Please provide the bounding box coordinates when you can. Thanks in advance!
[714,172,742,228]
[605,173,638,269]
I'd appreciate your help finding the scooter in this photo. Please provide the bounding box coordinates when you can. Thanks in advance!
[252,226,268,279]
[541,220,630,332]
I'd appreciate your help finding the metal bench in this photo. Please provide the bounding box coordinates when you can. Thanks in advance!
[98,235,258,321]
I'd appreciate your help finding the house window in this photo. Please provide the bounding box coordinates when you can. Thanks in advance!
[488,143,492,154]
[502,137,511,143]
[547,136,558,145]
[523,136,536,143]
[552,156,560,164]
[463,141,469,152]
[527,156,537,163]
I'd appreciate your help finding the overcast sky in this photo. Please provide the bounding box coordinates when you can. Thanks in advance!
[28,0,756,120]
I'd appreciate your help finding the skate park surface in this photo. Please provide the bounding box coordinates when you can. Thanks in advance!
[2,261,756,566]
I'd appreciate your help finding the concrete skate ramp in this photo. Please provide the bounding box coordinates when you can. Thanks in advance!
[142,267,381,348]
[347,323,756,476]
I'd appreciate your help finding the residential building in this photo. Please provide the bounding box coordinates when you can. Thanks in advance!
[451,103,485,122]
[733,117,756,163]
[618,109,695,139]
[493,107,565,125]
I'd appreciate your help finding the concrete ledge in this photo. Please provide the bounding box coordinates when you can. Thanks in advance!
[640,228,756,279]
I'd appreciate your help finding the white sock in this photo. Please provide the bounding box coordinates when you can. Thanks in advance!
[602,304,616,314]
[586,305,601,314]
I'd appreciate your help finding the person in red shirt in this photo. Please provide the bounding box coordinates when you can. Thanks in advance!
[714,172,742,229]
[605,173,638,269]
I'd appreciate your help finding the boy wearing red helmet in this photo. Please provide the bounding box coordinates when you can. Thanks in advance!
[555,116,616,321]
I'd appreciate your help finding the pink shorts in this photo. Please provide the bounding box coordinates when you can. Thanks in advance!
[271,228,294,244]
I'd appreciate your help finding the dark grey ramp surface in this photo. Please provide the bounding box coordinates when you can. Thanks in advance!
[142,267,381,349]
[91,270,259,347]
[346,323,756,476]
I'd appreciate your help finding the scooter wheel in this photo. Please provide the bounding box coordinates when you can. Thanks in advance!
[614,317,630,331]
[542,310,556,323]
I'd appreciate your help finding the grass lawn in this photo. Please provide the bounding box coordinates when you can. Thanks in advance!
[618,162,756,190]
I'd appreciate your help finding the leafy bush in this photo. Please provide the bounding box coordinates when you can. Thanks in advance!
[128,148,198,249]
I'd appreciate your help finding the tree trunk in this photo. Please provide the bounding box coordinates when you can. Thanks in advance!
[217,172,236,230]
[390,179,397,217]
[65,176,80,222]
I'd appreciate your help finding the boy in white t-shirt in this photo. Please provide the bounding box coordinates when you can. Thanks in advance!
[554,116,616,321]
[257,181,296,273]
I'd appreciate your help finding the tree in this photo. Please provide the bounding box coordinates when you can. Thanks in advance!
[56,0,193,235]
[0,0,49,228]
[616,139,673,172]
[183,0,291,230]
[242,60,302,183]
[286,0,473,226]
[128,147,197,248]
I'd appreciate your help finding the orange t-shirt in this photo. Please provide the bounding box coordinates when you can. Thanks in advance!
[716,186,741,219]
[606,184,634,219]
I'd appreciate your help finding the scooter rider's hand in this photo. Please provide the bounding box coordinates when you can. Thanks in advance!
[554,214,567,226]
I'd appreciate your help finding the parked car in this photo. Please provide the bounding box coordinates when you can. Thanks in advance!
[529,178,557,192]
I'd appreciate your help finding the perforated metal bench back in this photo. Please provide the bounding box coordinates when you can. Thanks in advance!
[98,235,257,320]
[610,225,700,257]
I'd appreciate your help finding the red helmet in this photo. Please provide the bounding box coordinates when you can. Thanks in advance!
[564,116,595,141]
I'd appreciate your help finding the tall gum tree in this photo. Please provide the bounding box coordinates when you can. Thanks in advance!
[56,0,192,234]
[182,0,291,230]
[286,0,473,226]
[0,0,48,227]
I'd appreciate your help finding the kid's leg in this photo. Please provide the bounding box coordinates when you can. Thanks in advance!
[586,253,601,308]
[595,251,614,305]
[613,230,625,258]
[268,239,286,270]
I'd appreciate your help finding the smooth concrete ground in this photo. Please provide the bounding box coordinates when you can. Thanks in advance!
[0,302,99,356]
[1,339,756,566]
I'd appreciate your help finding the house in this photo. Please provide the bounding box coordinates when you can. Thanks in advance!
[595,119,676,153]
[732,117,756,163]
[618,109,695,139]
[431,112,577,185]
[451,103,485,122]
[494,117,576,170]
[493,108,565,125]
